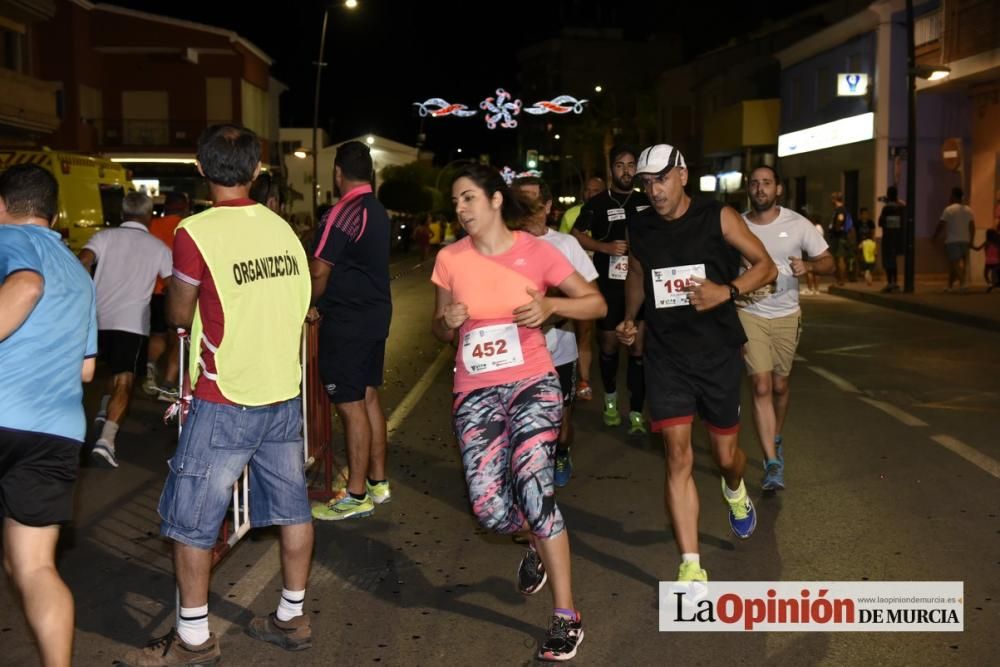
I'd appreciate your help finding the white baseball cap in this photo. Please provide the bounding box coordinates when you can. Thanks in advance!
[635,144,687,176]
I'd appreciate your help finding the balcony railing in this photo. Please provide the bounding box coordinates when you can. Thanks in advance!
[92,118,207,149]
[914,10,942,47]
[0,67,60,133]
[943,0,999,63]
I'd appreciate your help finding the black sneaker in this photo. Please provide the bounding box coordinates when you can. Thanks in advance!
[537,614,584,662]
[517,548,547,595]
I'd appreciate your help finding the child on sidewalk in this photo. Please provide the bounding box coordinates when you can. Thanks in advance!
[859,230,877,287]
[971,223,999,292]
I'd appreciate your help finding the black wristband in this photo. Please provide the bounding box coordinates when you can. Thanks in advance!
[726,283,740,302]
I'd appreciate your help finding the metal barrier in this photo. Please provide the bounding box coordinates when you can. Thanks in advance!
[304,319,342,502]
[173,329,251,566]
[169,323,341,567]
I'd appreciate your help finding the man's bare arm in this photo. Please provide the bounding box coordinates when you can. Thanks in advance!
[0,271,44,341]
[166,279,199,329]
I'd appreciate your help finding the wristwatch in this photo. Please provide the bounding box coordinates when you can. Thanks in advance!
[727,283,740,302]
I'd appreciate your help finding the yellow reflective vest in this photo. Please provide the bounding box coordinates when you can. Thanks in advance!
[178,204,310,405]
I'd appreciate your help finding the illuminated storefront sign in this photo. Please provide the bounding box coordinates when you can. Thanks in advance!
[837,73,869,96]
[778,112,874,157]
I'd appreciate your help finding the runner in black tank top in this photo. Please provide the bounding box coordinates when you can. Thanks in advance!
[617,144,778,583]
[571,145,649,434]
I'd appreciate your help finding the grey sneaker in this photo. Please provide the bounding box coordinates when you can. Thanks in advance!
[91,440,119,469]
[246,612,312,651]
[117,629,220,666]
[761,461,785,491]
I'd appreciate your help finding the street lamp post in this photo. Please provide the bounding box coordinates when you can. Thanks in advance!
[311,8,330,225]
[904,0,917,293]
[311,1,357,227]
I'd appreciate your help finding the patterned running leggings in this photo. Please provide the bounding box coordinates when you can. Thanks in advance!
[453,372,565,540]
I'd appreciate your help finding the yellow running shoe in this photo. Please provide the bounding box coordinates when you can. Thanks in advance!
[366,479,392,504]
[312,493,374,521]
[677,561,708,582]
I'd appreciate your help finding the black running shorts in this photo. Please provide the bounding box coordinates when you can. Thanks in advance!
[645,343,743,434]
[555,360,577,407]
[98,329,147,376]
[0,427,79,526]
[149,294,168,335]
[318,336,386,404]
[597,282,644,332]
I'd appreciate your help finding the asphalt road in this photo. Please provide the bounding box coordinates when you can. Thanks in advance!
[1,262,997,666]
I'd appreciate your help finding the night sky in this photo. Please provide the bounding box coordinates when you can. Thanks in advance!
[111,0,827,159]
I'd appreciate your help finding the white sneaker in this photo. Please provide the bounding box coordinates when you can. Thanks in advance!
[91,440,119,468]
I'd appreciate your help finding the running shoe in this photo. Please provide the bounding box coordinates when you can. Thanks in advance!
[311,494,374,521]
[141,364,160,397]
[553,449,572,487]
[677,561,708,582]
[246,612,312,652]
[91,440,119,469]
[537,614,584,662]
[627,411,647,435]
[517,548,547,595]
[157,385,180,403]
[761,461,784,491]
[602,397,621,427]
[366,479,392,504]
[722,478,757,539]
[576,380,593,401]
[117,629,220,666]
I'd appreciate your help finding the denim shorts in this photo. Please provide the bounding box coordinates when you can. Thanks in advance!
[158,397,311,549]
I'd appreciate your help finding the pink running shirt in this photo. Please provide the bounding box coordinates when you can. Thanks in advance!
[431,232,575,392]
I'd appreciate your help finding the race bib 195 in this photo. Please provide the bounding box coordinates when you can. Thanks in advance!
[651,263,707,308]
[462,324,525,374]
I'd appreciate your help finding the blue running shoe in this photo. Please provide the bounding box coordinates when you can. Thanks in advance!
[554,449,572,487]
[721,479,757,539]
[761,460,784,491]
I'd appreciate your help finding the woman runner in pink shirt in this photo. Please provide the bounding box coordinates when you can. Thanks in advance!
[431,165,605,662]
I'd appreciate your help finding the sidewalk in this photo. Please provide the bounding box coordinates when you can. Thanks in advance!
[827,275,1000,332]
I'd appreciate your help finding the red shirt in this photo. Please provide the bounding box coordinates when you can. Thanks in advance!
[171,198,258,405]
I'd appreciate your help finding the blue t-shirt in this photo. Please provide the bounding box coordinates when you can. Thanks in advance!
[0,224,97,442]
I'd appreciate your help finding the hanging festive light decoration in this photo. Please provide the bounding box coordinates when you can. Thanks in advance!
[498,167,544,185]
[414,89,588,129]
[499,166,517,185]
[523,95,588,115]
[413,98,478,118]
[480,88,521,130]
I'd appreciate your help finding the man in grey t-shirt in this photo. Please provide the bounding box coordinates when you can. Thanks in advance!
[933,187,976,292]
[739,166,834,491]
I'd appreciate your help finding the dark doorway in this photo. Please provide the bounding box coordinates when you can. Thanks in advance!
[843,169,859,224]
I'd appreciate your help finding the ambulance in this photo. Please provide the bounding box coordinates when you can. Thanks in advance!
[0,149,132,252]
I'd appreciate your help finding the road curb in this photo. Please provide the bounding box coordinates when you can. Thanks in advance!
[828,286,1000,333]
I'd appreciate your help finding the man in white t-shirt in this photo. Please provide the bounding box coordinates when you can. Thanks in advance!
[739,166,833,490]
[933,187,976,292]
[514,177,600,488]
[79,191,172,467]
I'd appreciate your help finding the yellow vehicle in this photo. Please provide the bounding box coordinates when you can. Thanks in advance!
[0,149,132,251]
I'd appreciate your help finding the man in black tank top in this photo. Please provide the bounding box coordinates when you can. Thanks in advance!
[571,145,649,434]
[616,145,777,583]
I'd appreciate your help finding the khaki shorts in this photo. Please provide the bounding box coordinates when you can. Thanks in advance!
[738,310,802,376]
